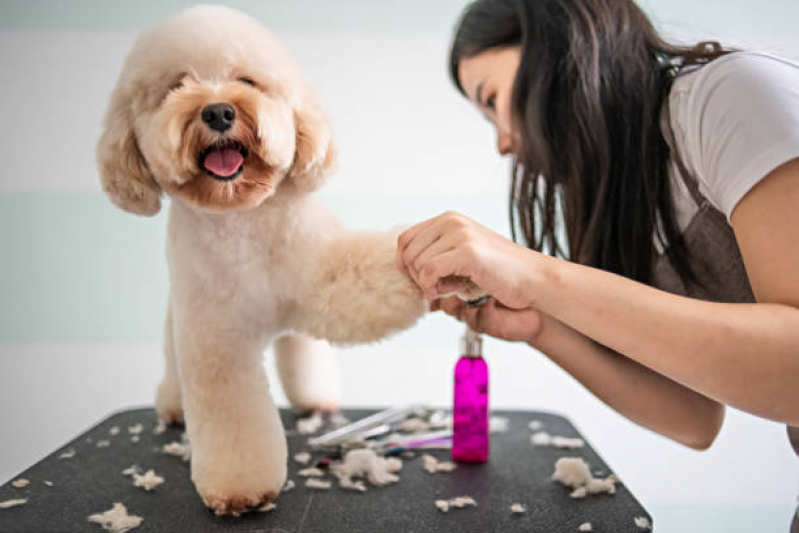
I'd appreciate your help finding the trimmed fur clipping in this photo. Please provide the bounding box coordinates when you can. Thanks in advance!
[552,457,617,498]
[422,454,457,474]
[435,496,477,513]
[293,452,312,465]
[305,478,332,490]
[122,465,165,491]
[87,503,143,533]
[331,449,402,487]
[298,468,325,478]
[296,412,324,435]
[531,431,585,449]
[58,448,76,459]
[162,434,191,461]
[0,499,27,509]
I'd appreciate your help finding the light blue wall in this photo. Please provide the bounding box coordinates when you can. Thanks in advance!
[0,0,796,34]
[0,192,505,343]
[1,0,797,343]
[0,0,469,32]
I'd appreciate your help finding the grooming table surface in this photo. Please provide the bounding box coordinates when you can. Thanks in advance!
[0,408,651,532]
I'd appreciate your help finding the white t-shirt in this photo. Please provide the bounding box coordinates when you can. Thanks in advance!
[665,51,799,231]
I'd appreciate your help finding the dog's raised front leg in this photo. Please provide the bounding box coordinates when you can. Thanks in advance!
[296,229,428,345]
[174,317,286,515]
[155,301,184,424]
[274,334,342,412]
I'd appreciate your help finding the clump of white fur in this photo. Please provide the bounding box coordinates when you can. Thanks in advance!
[298,468,325,478]
[422,454,457,474]
[305,478,332,490]
[435,496,477,513]
[331,448,402,487]
[293,451,312,464]
[296,412,323,435]
[122,465,165,491]
[0,499,27,509]
[162,434,191,461]
[552,457,617,498]
[87,503,143,533]
[510,503,526,514]
[531,431,585,449]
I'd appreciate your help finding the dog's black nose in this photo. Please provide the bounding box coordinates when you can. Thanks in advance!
[201,103,235,132]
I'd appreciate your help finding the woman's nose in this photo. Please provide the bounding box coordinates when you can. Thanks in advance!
[497,131,513,156]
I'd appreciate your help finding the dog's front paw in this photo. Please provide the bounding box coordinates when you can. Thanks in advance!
[201,489,278,516]
[194,457,285,516]
[155,379,184,425]
[190,416,287,516]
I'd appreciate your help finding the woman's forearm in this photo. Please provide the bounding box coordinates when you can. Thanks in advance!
[530,313,725,449]
[528,252,799,425]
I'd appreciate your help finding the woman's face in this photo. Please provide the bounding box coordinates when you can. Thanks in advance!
[458,46,521,156]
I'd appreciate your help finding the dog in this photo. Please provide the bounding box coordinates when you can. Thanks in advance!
[96,4,427,515]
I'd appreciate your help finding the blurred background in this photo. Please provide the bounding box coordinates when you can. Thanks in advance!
[0,0,797,530]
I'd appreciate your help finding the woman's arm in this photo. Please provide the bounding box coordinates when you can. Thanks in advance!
[525,158,799,425]
[439,296,724,449]
[399,159,799,427]
[531,313,725,450]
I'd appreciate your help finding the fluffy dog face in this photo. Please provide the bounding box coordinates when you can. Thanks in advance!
[140,75,294,212]
[97,5,336,216]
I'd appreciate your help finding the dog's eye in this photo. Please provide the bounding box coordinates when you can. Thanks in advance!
[238,77,256,87]
[169,80,184,92]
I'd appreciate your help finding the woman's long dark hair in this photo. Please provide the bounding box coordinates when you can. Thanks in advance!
[450,0,728,286]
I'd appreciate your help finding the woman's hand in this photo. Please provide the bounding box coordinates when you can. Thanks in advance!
[396,211,540,309]
[433,296,544,344]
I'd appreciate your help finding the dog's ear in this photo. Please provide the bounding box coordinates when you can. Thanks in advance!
[96,90,162,216]
[287,98,337,192]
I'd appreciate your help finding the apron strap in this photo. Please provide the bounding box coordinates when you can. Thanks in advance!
[659,92,708,209]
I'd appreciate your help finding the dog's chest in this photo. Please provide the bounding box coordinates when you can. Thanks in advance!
[169,207,296,307]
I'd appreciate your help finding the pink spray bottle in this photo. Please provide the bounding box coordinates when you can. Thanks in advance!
[452,326,489,463]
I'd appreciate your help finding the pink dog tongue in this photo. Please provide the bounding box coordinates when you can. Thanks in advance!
[203,147,244,177]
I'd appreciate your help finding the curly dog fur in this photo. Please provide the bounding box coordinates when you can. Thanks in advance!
[96,4,426,515]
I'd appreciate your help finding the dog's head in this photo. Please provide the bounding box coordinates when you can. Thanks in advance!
[97,5,336,216]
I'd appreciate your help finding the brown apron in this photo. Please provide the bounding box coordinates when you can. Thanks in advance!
[657,99,799,530]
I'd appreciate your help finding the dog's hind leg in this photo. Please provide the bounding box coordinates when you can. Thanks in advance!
[273,334,341,412]
[155,300,184,424]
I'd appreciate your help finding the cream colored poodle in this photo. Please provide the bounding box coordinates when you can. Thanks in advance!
[96,5,427,515]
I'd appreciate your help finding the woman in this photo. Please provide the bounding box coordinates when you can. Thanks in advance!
[396,0,799,526]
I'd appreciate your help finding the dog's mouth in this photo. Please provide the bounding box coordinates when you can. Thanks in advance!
[199,140,248,181]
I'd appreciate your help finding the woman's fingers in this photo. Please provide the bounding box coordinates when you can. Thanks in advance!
[401,227,443,280]
[410,233,459,280]
[396,219,435,275]
[416,249,473,299]
[461,299,494,333]
[397,212,472,278]
[439,296,467,319]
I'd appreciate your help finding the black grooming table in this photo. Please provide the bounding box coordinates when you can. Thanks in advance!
[0,408,652,532]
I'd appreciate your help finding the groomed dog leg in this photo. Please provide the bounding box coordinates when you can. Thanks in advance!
[174,316,286,515]
[274,334,342,412]
[296,228,427,345]
[155,302,184,424]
